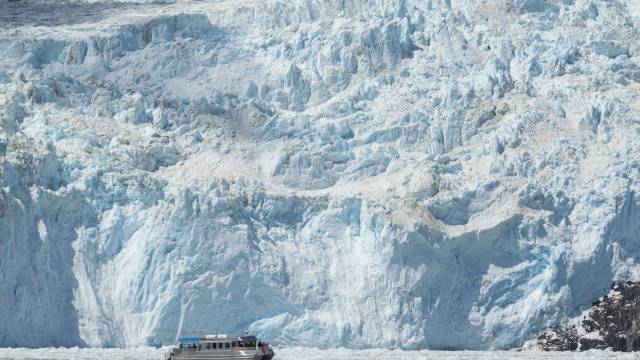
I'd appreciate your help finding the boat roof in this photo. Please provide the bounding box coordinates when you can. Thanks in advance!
[177,335,258,343]
[177,337,201,343]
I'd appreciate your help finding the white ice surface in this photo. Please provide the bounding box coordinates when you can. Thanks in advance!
[1,348,640,360]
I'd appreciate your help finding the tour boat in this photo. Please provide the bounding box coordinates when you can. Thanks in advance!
[165,334,275,360]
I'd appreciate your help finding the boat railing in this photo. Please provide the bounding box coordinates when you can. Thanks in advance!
[168,348,198,356]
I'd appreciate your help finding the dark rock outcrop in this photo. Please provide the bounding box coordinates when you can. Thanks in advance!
[534,282,640,351]
[535,326,579,351]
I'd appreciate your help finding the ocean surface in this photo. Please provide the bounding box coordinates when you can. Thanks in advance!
[1,347,639,360]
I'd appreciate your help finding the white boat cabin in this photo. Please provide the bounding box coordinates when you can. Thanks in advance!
[177,334,258,351]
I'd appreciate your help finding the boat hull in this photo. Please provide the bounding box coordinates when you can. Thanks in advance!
[170,356,263,360]
[259,349,274,360]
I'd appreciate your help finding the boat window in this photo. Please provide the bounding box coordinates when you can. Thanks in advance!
[232,341,237,347]
[206,343,210,349]
[225,342,230,349]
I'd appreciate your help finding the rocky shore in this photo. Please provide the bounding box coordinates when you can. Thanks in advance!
[533,282,640,352]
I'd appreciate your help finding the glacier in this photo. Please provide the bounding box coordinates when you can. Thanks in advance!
[2,0,640,351]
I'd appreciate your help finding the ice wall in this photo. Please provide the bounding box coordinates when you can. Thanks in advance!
[2,0,640,350]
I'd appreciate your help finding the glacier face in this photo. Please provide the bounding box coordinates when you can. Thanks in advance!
[2,0,640,350]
